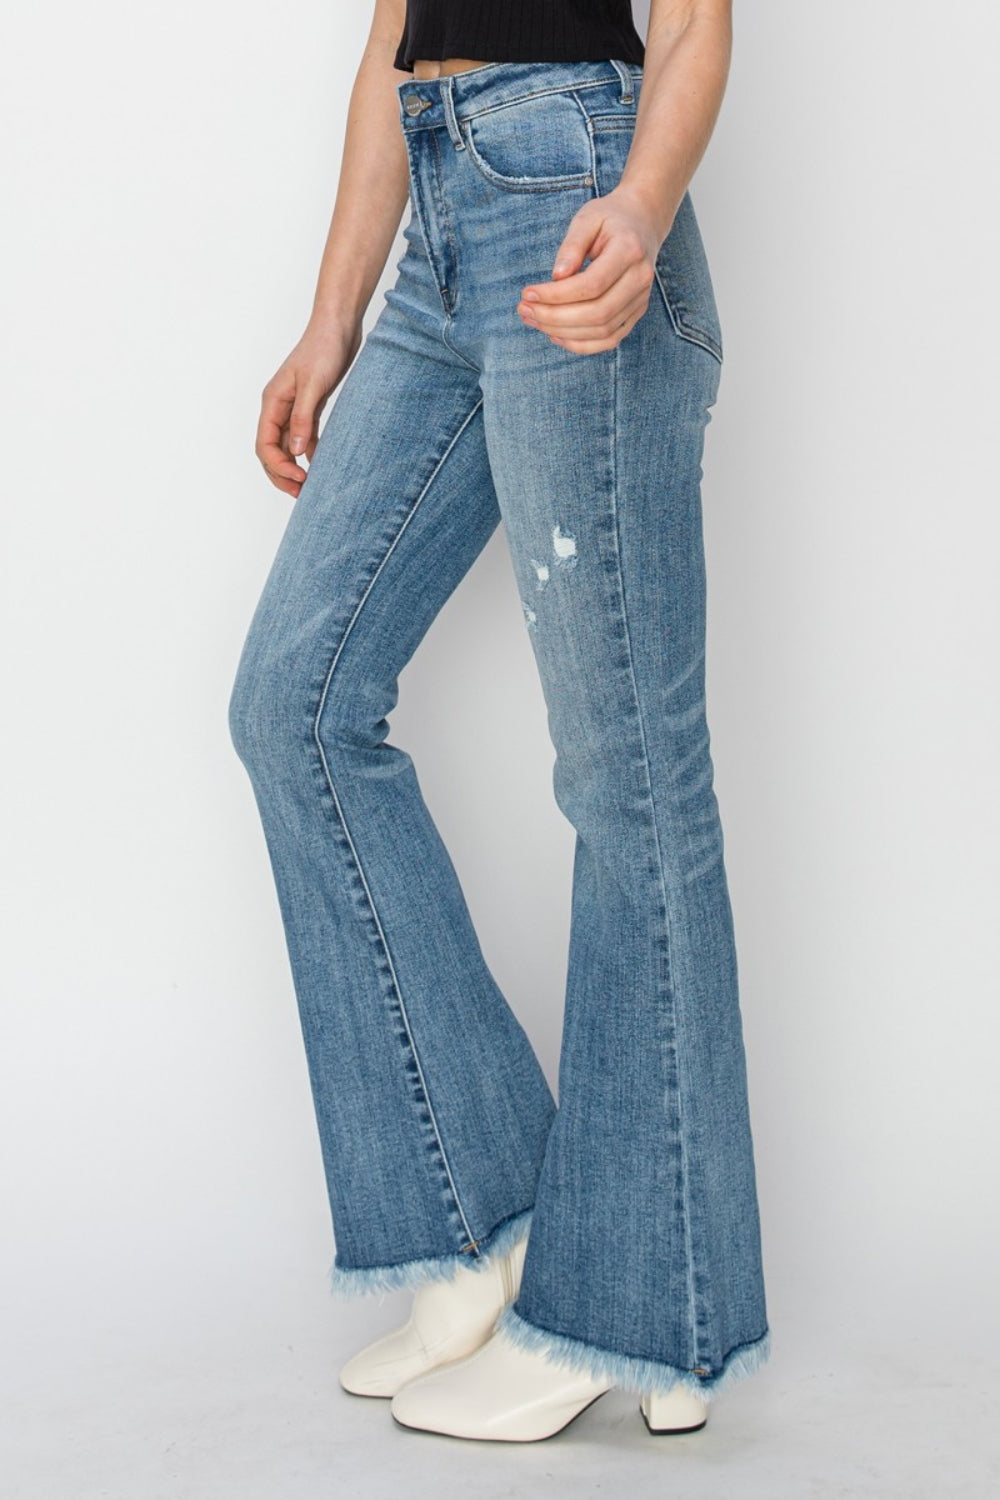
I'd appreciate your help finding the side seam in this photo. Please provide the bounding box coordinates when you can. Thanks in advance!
[608,341,710,1370]
[312,395,486,1261]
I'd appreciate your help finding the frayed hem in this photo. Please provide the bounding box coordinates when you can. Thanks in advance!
[495,1304,771,1403]
[327,1206,533,1299]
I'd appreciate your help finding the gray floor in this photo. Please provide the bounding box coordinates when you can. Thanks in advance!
[5,1275,998,1500]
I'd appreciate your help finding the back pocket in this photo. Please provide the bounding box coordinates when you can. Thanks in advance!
[653,192,724,364]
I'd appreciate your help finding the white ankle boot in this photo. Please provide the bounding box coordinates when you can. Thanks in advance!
[390,1325,709,1441]
[339,1236,527,1398]
[390,1323,610,1440]
[639,1384,709,1435]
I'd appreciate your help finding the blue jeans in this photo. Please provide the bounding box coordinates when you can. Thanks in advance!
[228,58,770,1401]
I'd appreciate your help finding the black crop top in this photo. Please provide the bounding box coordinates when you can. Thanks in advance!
[393,1,646,75]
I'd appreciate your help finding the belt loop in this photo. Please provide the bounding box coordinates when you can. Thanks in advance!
[442,76,465,150]
[610,58,633,104]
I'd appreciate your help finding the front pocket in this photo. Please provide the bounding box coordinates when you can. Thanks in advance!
[460,91,595,193]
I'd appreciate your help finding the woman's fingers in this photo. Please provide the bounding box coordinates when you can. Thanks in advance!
[253,320,360,494]
[519,258,653,329]
[257,378,326,495]
[518,258,655,347]
[543,285,653,353]
[256,383,306,494]
[287,384,326,460]
[515,182,671,353]
[523,228,637,308]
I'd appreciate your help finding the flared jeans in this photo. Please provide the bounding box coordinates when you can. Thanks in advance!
[228,58,770,1401]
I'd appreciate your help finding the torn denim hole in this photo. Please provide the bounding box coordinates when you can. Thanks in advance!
[552,524,578,570]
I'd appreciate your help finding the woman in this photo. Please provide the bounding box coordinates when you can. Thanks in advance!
[228,0,770,1443]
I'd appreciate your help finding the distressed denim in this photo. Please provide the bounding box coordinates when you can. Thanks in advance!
[228,58,770,1400]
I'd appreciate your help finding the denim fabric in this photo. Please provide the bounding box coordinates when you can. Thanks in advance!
[228,57,770,1400]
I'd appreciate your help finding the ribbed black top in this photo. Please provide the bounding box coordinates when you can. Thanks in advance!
[393,1,645,74]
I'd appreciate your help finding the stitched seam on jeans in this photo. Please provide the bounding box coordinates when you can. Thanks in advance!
[428,125,470,333]
[651,263,723,366]
[403,76,640,136]
[459,76,635,122]
[311,395,486,1255]
[608,341,703,1370]
[425,126,482,367]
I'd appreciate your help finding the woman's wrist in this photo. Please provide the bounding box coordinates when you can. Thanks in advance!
[309,291,367,339]
[612,176,681,250]
[615,2,732,251]
[310,248,378,331]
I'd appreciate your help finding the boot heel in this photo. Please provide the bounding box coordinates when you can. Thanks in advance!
[639,1384,709,1435]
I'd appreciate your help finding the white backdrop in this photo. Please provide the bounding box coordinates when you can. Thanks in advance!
[3,3,998,1495]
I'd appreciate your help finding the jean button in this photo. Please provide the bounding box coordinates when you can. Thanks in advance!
[403,91,428,117]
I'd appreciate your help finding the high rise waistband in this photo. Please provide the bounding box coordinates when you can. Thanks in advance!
[396,57,644,133]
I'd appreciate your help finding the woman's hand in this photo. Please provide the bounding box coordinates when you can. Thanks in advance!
[516,183,672,355]
[520,0,732,355]
[255,314,363,497]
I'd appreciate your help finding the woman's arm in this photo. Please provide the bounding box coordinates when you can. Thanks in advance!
[516,0,733,354]
[256,0,410,496]
[308,0,411,337]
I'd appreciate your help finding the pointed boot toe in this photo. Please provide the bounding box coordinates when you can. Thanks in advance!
[339,1323,426,1398]
[390,1325,613,1441]
[339,1235,527,1398]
